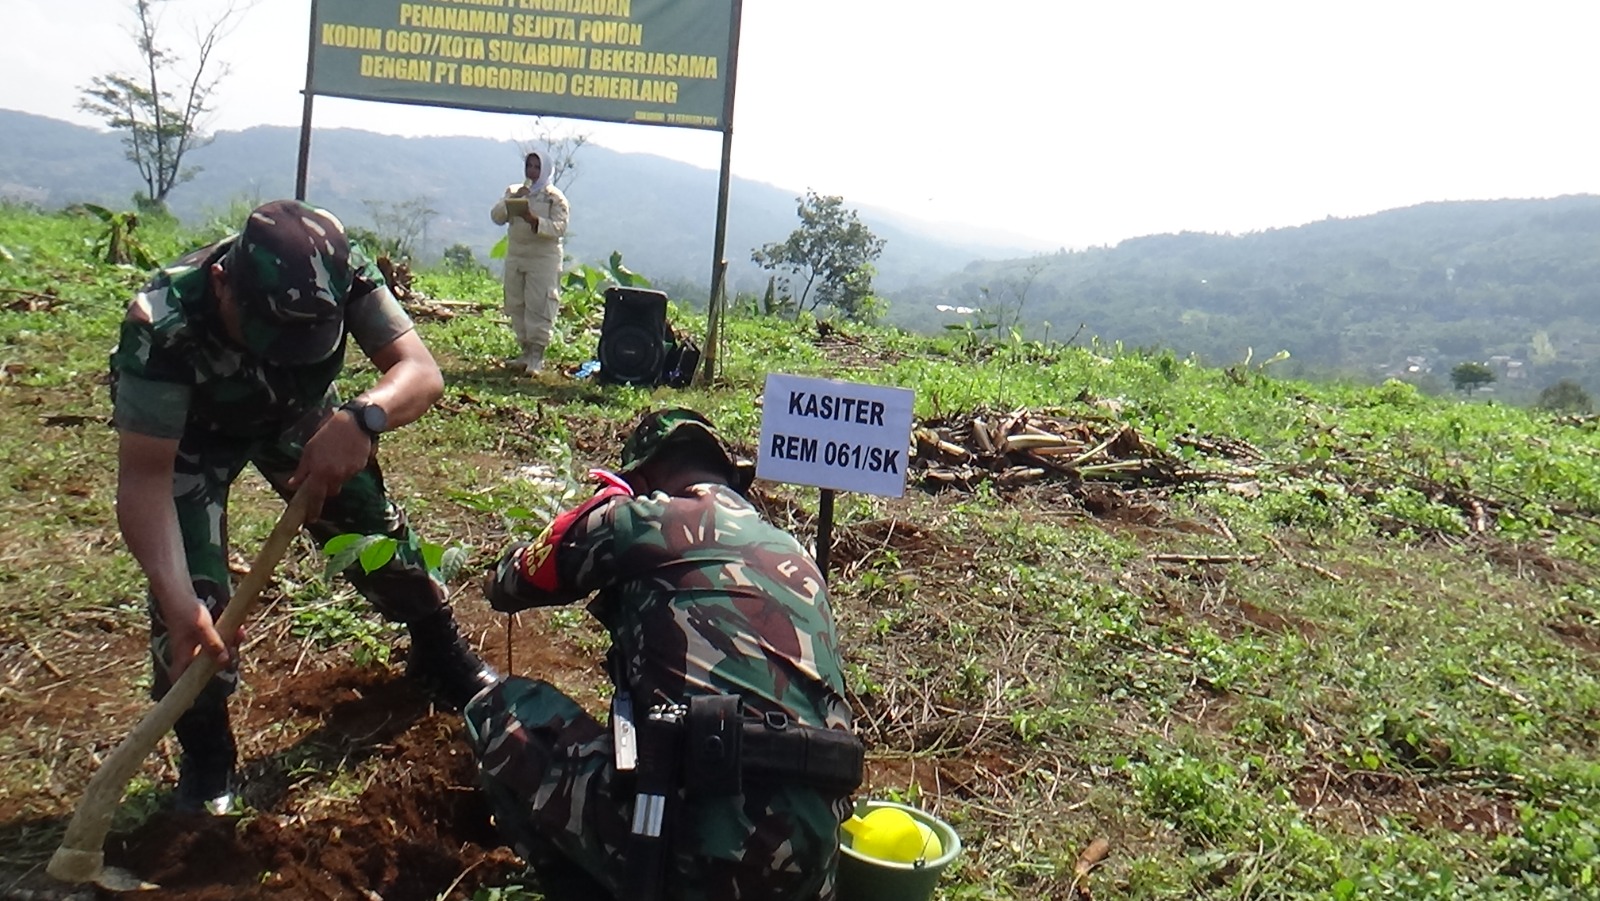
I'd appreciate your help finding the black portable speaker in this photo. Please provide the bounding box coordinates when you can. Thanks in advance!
[597,287,670,386]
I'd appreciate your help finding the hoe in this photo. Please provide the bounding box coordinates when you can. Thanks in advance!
[47,491,310,890]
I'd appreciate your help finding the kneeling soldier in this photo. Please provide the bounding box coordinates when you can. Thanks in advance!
[469,408,863,900]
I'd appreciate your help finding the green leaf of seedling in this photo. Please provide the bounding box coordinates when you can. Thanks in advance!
[502,505,538,520]
[440,546,469,582]
[324,533,364,555]
[489,235,508,260]
[447,491,502,514]
[359,537,398,574]
[323,534,382,581]
[420,542,446,573]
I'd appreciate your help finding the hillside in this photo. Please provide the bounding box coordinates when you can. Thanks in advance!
[900,196,1600,402]
[2,207,1599,899]
[0,109,1039,295]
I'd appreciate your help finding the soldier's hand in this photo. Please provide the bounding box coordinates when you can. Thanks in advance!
[287,411,374,522]
[164,597,239,681]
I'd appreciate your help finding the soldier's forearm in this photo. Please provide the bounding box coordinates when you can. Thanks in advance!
[118,472,194,616]
[362,331,444,429]
[487,543,582,612]
[117,430,195,614]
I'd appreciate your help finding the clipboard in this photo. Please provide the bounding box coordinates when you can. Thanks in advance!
[503,197,530,217]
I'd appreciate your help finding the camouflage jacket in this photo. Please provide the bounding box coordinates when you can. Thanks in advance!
[490,481,852,731]
[108,238,411,440]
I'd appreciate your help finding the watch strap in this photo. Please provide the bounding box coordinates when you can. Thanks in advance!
[339,400,384,437]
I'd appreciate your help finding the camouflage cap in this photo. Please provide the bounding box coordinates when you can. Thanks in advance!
[224,200,353,365]
[619,408,754,492]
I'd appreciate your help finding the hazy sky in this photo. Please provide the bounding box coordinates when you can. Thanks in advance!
[10,0,1600,249]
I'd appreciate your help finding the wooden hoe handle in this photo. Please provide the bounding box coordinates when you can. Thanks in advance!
[48,490,312,884]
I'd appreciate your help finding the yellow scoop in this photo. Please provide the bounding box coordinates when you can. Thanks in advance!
[842,808,943,863]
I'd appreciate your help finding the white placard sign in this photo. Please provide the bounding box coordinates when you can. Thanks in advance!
[757,373,915,497]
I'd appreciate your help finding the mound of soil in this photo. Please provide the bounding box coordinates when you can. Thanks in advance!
[0,579,620,901]
[97,667,525,900]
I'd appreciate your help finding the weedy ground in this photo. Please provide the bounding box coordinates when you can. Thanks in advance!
[1,204,1598,899]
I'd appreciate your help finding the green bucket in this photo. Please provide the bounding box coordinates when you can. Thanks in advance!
[837,799,961,901]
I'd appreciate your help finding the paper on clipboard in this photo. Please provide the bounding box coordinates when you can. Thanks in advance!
[503,196,530,216]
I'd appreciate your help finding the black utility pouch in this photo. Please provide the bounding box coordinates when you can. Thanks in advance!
[742,712,866,796]
[799,726,866,796]
[684,695,744,796]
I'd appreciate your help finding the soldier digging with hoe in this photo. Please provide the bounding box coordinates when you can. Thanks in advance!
[109,199,498,813]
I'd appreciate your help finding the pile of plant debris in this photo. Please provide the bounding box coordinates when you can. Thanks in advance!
[911,406,1245,492]
[910,405,1600,543]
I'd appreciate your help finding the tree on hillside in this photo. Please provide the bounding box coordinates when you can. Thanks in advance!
[985,257,1050,335]
[1536,379,1593,414]
[1450,361,1496,396]
[441,243,485,274]
[357,197,438,262]
[79,0,243,210]
[752,191,886,321]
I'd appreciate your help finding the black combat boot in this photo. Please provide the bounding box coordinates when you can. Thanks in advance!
[407,610,500,710]
[173,702,236,815]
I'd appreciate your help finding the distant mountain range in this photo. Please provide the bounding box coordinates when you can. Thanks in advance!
[904,195,1600,401]
[9,110,1596,402]
[0,109,1045,295]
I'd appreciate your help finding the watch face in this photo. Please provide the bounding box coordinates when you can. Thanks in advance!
[360,404,388,434]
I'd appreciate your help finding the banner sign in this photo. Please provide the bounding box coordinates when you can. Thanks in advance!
[310,0,735,130]
[757,374,916,497]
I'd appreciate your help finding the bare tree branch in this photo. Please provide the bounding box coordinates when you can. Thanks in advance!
[519,117,591,190]
[77,0,245,208]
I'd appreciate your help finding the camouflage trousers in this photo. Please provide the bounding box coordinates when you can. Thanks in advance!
[464,677,850,901]
[148,414,448,707]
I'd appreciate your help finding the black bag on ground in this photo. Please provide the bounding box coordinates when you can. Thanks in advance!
[661,330,700,388]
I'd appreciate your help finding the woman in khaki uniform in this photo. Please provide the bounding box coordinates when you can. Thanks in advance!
[491,150,570,372]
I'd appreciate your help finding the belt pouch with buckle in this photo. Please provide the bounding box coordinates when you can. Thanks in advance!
[685,694,743,796]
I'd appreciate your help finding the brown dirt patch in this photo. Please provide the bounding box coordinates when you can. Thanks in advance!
[1478,535,1593,584]
[0,570,609,900]
[1292,764,1521,840]
[1546,617,1600,657]
[811,322,910,369]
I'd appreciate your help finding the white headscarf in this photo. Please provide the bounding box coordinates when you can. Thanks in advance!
[525,149,553,194]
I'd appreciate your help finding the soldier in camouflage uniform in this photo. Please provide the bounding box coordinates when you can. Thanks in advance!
[468,408,861,900]
[110,200,497,814]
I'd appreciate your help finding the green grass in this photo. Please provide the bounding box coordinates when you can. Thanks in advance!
[4,205,1599,899]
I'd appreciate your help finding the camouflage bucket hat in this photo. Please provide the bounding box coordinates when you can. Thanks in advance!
[619,408,754,492]
[225,200,353,365]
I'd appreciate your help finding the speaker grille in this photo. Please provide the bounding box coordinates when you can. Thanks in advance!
[599,325,667,385]
[597,287,670,386]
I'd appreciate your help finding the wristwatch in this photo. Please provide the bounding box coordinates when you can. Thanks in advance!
[339,399,388,439]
